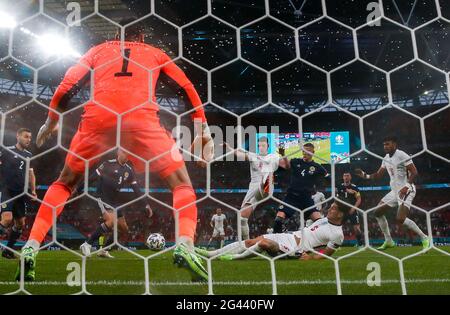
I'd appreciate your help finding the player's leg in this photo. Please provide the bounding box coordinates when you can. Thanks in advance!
[16,165,82,280]
[197,237,263,258]
[125,127,206,281]
[99,212,126,258]
[374,194,396,250]
[353,223,363,247]
[0,189,15,235]
[240,203,254,240]
[396,200,429,249]
[81,208,113,256]
[3,212,26,259]
[350,212,363,247]
[219,230,225,248]
[0,210,13,235]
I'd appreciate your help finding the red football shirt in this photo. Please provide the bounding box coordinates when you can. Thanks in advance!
[48,41,206,130]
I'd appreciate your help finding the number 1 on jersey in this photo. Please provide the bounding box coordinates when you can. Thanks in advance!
[115,48,133,77]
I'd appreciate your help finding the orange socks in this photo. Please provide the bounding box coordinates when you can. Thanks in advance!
[28,181,72,245]
[173,184,197,241]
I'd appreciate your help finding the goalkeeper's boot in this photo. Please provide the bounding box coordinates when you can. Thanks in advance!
[376,240,396,251]
[173,243,208,282]
[421,237,431,250]
[218,254,234,261]
[15,247,36,282]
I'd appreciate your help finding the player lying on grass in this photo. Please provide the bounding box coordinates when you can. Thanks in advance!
[195,201,349,261]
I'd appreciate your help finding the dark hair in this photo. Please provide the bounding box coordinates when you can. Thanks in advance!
[17,128,31,135]
[383,136,398,144]
[304,142,314,149]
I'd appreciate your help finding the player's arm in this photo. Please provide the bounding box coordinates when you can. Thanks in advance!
[37,47,97,148]
[29,167,37,200]
[210,216,215,228]
[277,146,290,169]
[300,246,336,260]
[355,164,386,180]
[159,52,213,162]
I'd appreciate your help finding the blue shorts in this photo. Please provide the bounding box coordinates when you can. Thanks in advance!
[277,193,318,219]
[0,189,28,219]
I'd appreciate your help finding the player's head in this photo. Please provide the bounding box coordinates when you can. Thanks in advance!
[383,136,398,154]
[116,18,145,42]
[302,143,315,161]
[216,208,222,215]
[258,136,269,155]
[117,149,128,164]
[327,200,351,223]
[16,128,32,149]
[342,172,352,184]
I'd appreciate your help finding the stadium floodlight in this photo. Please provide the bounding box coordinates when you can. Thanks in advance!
[37,33,82,58]
[0,11,17,29]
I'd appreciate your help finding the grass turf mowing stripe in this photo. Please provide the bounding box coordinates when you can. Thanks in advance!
[2,278,450,286]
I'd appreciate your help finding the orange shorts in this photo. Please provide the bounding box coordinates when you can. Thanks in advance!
[65,118,184,178]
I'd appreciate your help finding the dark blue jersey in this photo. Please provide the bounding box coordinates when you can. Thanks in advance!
[94,159,140,207]
[0,146,33,192]
[337,183,360,205]
[287,158,328,196]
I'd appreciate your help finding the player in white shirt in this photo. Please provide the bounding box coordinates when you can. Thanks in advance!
[207,208,227,249]
[222,136,279,240]
[195,201,348,261]
[356,136,430,250]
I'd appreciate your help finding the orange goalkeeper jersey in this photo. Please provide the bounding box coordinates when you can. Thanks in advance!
[48,41,206,129]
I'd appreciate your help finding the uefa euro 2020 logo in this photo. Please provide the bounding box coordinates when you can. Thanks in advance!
[335,134,344,145]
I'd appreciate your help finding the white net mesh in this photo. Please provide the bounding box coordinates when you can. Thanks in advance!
[0,0,449,295]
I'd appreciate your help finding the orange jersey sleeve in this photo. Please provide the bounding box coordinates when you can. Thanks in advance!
[47,47,97,121]
[159,51,206,123]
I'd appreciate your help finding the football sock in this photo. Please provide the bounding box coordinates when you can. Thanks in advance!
[27,181,71,247]
[376,215,393,243]
[87,223,110,245]
[231,242,262,260]
[207,242,245,257]
[220,239,224,248]
[104,235,114,249]
[6,226,22,249]
[241,217,250,240]
[403,218,427,239]
[173,184,197,243]
[355,229,363,246]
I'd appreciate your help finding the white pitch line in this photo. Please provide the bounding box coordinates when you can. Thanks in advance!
[1,279,450,286]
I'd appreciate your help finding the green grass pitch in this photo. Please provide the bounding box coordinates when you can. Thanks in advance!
[0,246,449,295]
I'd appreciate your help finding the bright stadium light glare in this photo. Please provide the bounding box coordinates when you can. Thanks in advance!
[37,33,82,58]
[0,11,17,29]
